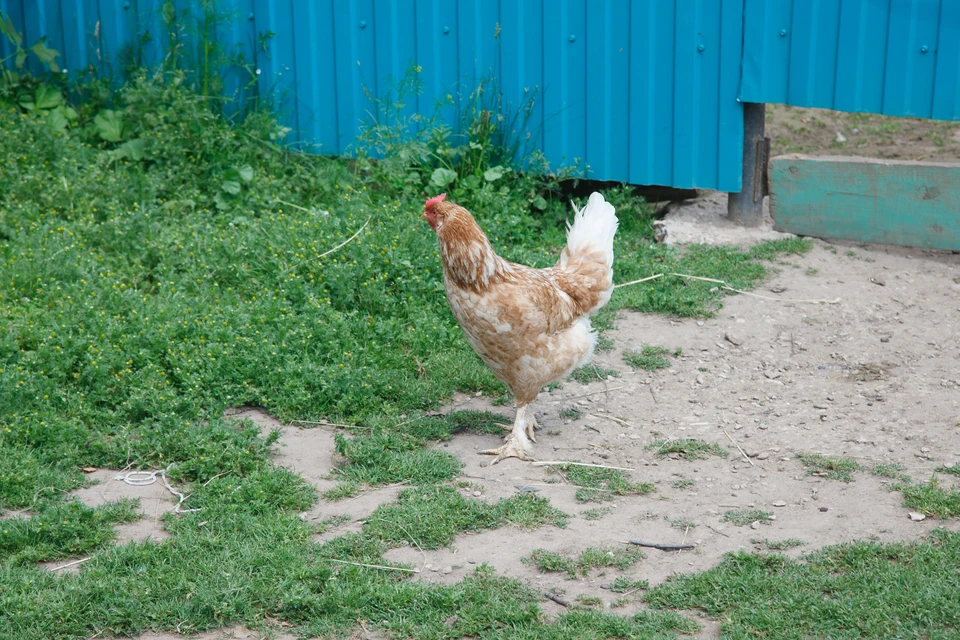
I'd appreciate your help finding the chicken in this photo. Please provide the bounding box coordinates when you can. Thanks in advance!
[422,192,618,462]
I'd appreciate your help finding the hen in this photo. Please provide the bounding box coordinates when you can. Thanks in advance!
[423,192,618,462]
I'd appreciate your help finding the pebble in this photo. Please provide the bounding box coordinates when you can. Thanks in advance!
[473,491,482,497]
[819,507,829,512]
[725,332,744,346]
[441,566,453,575]
[772,500,787,507]
[756,452,770,460]
[750,521,761,530]
[908,512,926,522]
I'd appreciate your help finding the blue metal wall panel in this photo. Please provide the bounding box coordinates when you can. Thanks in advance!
[742,0,960,120]
[11,0,752,191]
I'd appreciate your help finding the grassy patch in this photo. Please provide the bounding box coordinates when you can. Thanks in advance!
[671,478,696,490]
[560,408,582,420]
[364,484,568,549]
[936,464,960,478]
[569,365,620,384]
[526,546,644,578]
[546,463,654,503]
[622,345,681,371]
[581,506,614,521]
[796,452,861,482]
[894,479,960,519]
[648,439,728,461]
[667,517,697,531]
[609,576,650,593]
[647,530,960,638]
[872,462,910,481]
[446,410,511,435]
[751,538,806,551]
[722,509,774,527]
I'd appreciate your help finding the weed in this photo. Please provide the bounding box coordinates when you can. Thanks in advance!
[935,464,960,478]
[751,538,806,551]
[365,485,568,549]
[580,506,614,521]
[560,408,582,420]
[569,365,620,384]
[667,517,696,531]
[609,576,650,593]
[804,267,819,276]
[893,479,960,519]
[546,463,654,503]
[648,439,728,461]
[796,452,861,482]
[671,478,696,490]
[622,345,680,371]
[647,530,960,638]
[723,510,774,527]
[446,410,511,435]
[526,546,644,578]
[872,462,910,482]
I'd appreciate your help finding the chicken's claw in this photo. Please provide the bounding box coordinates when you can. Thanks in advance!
[480,437,534,464]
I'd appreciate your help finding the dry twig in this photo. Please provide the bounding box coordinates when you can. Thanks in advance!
[723,429,755,466]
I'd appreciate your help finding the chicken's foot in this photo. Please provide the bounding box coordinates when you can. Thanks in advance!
[481,405,535,463]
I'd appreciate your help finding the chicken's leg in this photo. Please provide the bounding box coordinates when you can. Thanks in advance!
[481,405,534,463]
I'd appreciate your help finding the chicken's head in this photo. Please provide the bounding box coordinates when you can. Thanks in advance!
[421,193,447,231]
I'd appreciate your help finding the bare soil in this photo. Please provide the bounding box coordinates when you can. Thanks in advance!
[767,104,960,161]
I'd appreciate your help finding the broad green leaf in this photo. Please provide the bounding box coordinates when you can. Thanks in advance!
[28,37,60,72]
[238,165,254,183]
[111,139,146,162]
[532,195,548,211]
[430,167,457,188]
[94,110,125,143]
[483,166,505,182]
[47,109,69,132]
[222,180,241,195]
[33,85,63,110]
[0,12,23,49]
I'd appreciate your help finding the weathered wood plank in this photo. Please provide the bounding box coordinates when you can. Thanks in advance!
[769,155,960,251]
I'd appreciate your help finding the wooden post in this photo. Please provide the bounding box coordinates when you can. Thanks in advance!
[728,102,770,227]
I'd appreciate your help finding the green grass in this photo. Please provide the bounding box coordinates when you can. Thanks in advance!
[648,438,728,461]
[872,462,910,482]
[526,546,644,578]
[581,506,614,521]
[671,478,696,490]
[365,485,568,549]
[622,345,681,371]
[894,479,960,519]
[560,408,582,420]
[751,538,806,551]
[936,464,960,478]
[546,462,654,503]
[722,509,774,527]
[796,452,861,482]
[569,365,620,384]
[646,529,960,639]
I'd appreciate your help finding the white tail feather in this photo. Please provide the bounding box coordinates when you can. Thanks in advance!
[565,192,618,267]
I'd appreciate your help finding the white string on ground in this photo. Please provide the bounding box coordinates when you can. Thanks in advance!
[114,466,200,514]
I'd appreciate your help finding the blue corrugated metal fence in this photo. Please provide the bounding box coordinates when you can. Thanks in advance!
[2,0,959,192]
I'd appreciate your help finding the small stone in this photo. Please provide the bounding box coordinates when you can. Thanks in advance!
[920,447,930,453]
[772,500,787,507]
[725,332,744,346]
[880,336,890,343]
[756,452,770,460]
[425,564,436,571]
[764,370,781,380]
[750,521,761,530]
[819,507,828,512]
[441,566,453,575]
[909,512,926,522]
[697,320,705,327]
[473,491,482,497]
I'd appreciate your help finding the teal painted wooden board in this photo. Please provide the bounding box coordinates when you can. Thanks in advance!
[770,155,960,251]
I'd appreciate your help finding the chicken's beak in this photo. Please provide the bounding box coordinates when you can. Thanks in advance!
[420,212,428,221]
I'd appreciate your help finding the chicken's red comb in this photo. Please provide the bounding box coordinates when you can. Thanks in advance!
[424,193,446,210]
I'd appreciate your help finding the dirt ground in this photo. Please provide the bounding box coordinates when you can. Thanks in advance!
[766,104,960,161]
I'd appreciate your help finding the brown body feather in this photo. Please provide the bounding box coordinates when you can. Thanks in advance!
[428,200,612,406]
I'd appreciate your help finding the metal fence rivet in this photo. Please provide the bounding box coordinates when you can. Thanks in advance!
[443,26,450,34]
[779,29,787,37]
[921,45,929,53]
[248,13,254,21]
[698,44,705,52]
[360,21,367,29]
[569,34,576,42]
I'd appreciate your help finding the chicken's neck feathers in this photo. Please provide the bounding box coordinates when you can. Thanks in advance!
[439,218,504,290]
